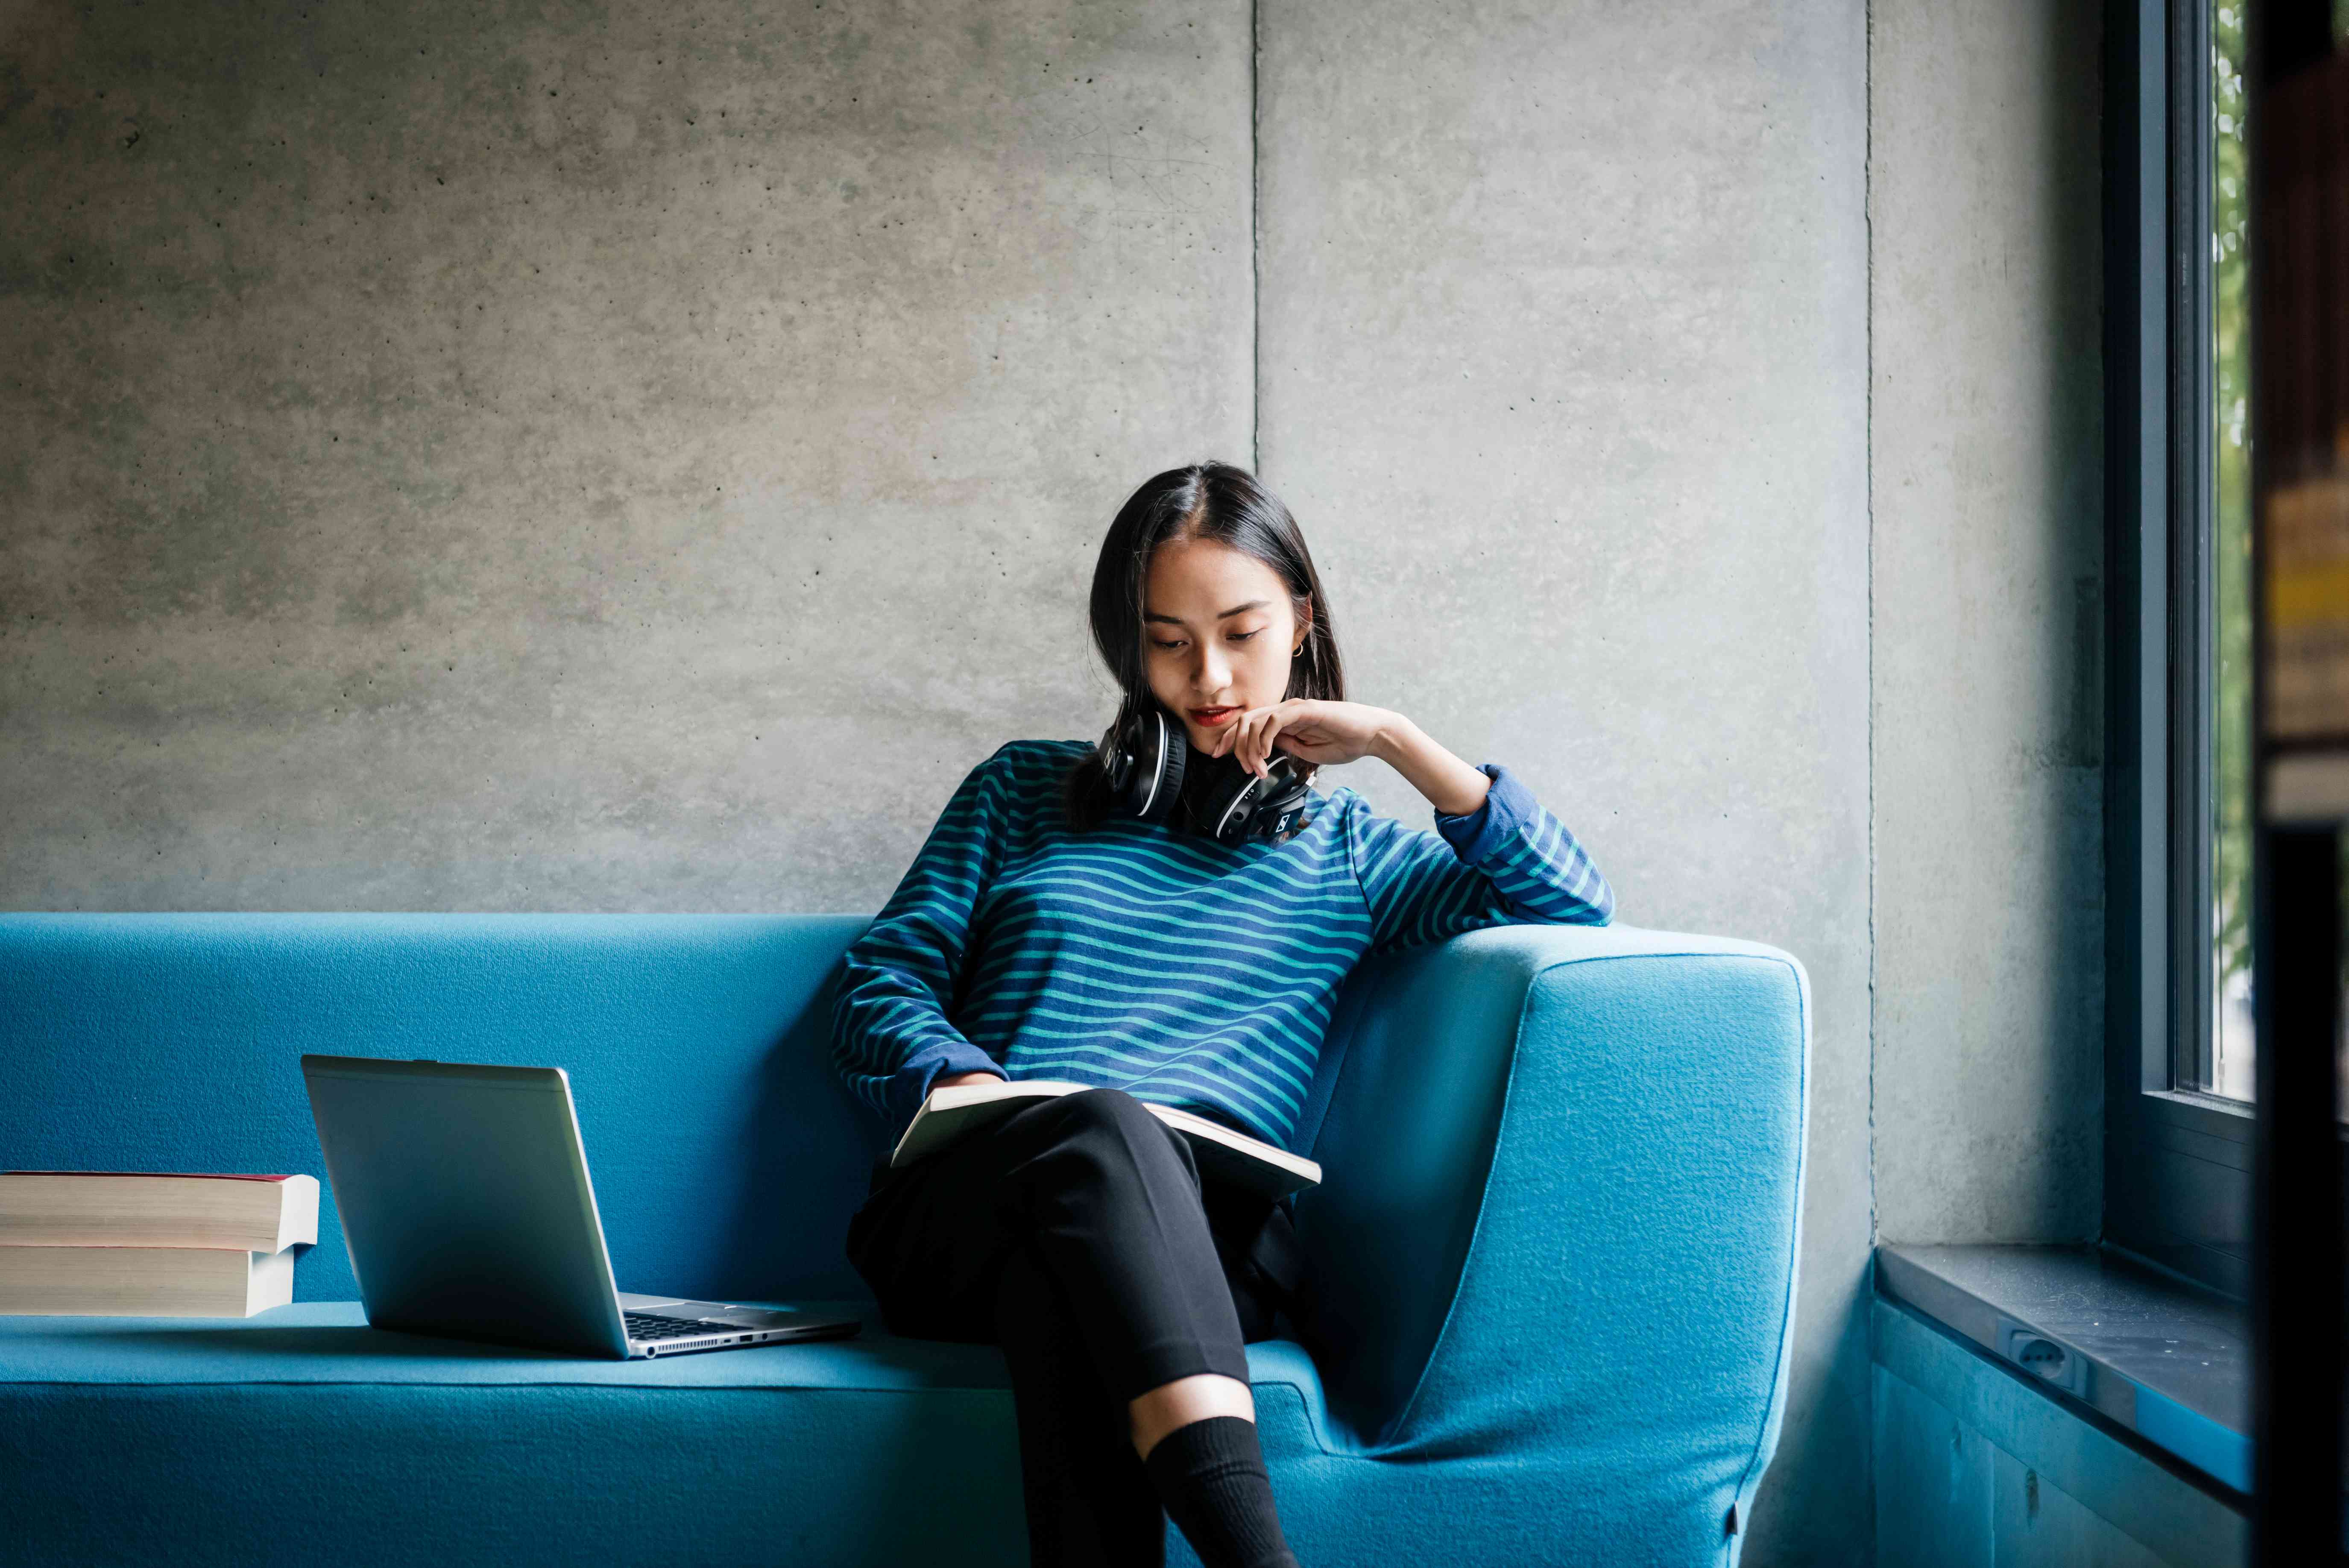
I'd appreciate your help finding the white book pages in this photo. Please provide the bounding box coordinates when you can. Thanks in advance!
[0,1172,319,1253]
[890,1079,1321,1199]
[0,1245,295,1317]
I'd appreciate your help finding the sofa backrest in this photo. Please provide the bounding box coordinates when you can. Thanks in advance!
[0,913,1447,1314]
[0,914,882,1303]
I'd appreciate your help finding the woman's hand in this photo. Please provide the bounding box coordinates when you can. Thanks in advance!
[934,1070,1003,1091]
[1208,699,1399,777]
[1213,700,1494,818]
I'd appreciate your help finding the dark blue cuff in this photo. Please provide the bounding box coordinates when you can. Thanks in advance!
[1432,762,1540,865]
[883,1039,1008,1146]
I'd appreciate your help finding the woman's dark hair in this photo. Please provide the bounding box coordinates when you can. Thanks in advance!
[1063,461,1347,833]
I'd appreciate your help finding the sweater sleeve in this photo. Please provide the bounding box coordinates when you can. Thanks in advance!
[830,747,1014,1139]
[1350,762,1614,957]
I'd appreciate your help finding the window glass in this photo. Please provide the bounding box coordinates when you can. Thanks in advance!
[2203,0,2255,1101]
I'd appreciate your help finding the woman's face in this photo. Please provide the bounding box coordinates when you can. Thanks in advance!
[1141,536,1305,756]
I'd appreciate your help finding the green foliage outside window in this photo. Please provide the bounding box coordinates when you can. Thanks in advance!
[2211,3,2253,1073]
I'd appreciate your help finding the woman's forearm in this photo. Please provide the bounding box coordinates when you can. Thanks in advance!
[1368,713,1494,818]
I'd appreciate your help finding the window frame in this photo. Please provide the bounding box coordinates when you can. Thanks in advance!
[2104,0,2258,1300]
[2106,0,2349,1303]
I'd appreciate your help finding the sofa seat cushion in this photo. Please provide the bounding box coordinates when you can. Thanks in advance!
[0,1299,1330,1404]
[0,1302,1349,1568]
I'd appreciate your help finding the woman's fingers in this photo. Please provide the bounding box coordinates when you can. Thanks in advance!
[1210,700,1318,778]
[1221,709,1257,778]
[1254,708,1295,779]
[1247,703,1303,779]
[1232,710,1264,778]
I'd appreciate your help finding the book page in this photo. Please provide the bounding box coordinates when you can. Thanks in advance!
[892,1081,1320,1196]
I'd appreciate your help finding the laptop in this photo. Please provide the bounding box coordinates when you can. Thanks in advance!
[300,1054,862,1359]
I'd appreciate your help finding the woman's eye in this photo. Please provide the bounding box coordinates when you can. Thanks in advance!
[1228,630,1262,642]
[1151,639,1185,651]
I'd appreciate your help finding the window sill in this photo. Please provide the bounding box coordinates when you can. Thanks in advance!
[1874,1242,2250,1494]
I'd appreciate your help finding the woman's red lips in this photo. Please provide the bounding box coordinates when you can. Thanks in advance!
[1191,707,1236,726]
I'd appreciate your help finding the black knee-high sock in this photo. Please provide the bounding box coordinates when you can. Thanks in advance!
[1141,1415,1299,1568]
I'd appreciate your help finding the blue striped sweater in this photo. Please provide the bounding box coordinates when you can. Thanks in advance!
[830,738,1614,1153]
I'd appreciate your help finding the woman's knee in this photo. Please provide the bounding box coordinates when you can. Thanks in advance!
[1034,1087,1195,1186]
[1062,1088,1192,1157]
[1058,1085,1159,1132]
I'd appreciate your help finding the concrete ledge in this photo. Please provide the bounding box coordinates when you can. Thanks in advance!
[1873,1295,2246,1568]
[1875,1242,2249,1490]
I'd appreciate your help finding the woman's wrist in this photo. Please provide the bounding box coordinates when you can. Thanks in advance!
[1369,713,1494,818]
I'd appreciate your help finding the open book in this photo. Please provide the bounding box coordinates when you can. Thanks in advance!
[892,1080,1321,1199]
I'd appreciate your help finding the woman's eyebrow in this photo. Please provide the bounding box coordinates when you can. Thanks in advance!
[1142,600,1269,625]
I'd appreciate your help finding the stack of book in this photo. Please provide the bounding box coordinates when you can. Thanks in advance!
[0,1171,319,1317]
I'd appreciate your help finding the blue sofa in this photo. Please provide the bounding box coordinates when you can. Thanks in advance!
[0,914,1807,1567]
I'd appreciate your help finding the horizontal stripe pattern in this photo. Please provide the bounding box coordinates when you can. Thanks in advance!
[830,739,1613,1150]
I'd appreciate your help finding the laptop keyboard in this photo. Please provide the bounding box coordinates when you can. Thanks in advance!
[625,1310,727,1342]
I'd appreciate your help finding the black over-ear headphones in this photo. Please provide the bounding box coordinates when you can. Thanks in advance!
[1096,705,1314,846]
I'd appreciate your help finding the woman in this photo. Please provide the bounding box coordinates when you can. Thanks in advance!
[832,462,1614,1568]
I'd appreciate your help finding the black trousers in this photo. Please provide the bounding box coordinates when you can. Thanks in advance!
[845,1087,1302,1568]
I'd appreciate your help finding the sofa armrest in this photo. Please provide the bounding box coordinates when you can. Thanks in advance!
[1291,922,1807,1513]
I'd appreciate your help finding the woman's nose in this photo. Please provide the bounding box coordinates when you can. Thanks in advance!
[1197,644,1231,691]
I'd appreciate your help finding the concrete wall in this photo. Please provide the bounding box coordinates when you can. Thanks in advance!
[3,0,2116,1561]
[1254,4,1872,1562]
[0,0,1254,910]
[1869,0,2107,1246]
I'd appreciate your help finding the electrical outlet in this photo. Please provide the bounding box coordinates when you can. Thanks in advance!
[1994,1316,2088,1396]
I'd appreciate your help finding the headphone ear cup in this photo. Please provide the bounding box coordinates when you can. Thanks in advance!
[1109,707,1188,822]
[1253,757,1312,841]
[1098,721,1133,799]
[1148,719,1189,821]
[1229,754,1312,845]
[1201,750,1308,846]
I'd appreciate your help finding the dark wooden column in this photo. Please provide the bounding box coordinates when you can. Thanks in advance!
[2247,3,2347,1559]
